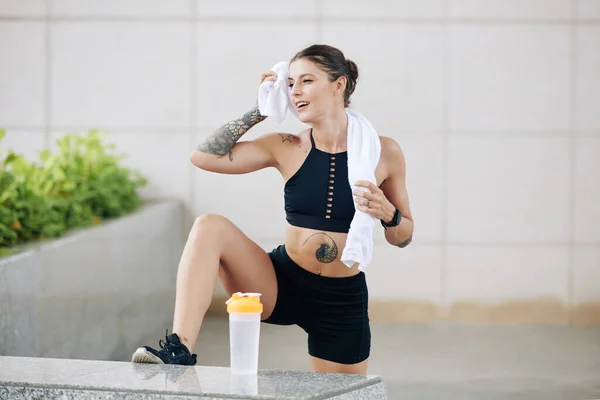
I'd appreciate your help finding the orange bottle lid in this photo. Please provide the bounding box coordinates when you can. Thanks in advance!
[226,292,263,313]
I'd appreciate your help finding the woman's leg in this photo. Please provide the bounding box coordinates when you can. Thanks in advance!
[172,214,278,351]
[132,213,277,363]
[310,356,368,375]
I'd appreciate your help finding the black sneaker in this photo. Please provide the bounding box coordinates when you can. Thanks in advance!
[131,330,197,365]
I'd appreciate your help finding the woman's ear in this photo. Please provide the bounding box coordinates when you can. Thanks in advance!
[333,75,347,95]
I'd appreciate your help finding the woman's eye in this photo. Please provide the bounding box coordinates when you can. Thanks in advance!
[288,79,312,88]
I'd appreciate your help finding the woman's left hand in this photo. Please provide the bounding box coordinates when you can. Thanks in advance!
[353,180,396,223]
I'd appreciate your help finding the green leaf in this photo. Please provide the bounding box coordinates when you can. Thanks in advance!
[0,129,148,252]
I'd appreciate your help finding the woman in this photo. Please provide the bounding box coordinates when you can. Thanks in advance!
[131,44,414,375]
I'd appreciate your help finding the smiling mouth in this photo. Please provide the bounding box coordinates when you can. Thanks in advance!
[296,101,310,111]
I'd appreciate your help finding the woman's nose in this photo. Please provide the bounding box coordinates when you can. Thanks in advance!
[290,83,302,96]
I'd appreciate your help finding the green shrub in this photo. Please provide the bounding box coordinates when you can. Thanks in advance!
[0,129,148,257]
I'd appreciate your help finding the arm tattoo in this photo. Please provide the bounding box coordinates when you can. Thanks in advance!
[197,105,266,160]
[303,233,338,263]
[395,234,413,248]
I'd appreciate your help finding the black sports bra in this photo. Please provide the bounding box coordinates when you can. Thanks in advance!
[284,130,355,233]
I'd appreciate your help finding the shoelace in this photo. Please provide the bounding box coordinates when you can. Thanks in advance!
[158,329,180,356]
[158,329,196,364]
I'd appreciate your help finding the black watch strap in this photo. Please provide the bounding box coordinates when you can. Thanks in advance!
[381,208,401,229]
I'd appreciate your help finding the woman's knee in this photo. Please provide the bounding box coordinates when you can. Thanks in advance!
[190,213,233,241]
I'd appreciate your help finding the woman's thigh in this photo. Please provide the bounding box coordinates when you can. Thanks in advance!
[201,214,278,320]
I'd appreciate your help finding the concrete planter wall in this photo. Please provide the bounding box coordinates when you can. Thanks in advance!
[0,199,183,361]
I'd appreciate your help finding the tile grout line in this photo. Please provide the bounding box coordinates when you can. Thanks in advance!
[315,0,322,42]
[189,0,198,223]
[1,15,600,25]
[439,0,450,324]
[5,124,600,137]
[445,242,599,247]
[44,0,52,148]
[23,127,202,133]
[567,0,577,326]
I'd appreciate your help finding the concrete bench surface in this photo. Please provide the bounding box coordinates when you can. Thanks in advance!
[0,356,387,399]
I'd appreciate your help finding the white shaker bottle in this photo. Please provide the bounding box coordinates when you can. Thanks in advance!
[226,292,263,375]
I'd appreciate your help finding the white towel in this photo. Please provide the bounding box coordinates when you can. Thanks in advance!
[258,62,382,272]
[340,108,381,271]
[257,61,298,124]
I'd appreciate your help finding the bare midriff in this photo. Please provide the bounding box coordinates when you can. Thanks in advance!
[284,223,360,277]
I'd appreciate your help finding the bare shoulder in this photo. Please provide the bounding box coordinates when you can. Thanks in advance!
[261,129,312,154]
[255,130,310,171]
[379,135,406,174]
[257,131,303,148]
[379,135,403,154]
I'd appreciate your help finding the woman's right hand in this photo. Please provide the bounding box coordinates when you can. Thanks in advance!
[256,71,278,105]
[259,71,278,86]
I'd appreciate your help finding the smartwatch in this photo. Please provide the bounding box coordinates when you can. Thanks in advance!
[381,208,401,230]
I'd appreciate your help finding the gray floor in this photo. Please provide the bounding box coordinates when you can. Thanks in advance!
[142,316,600,400]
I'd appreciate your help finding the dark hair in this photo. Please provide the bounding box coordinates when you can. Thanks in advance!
[291,44,359,107]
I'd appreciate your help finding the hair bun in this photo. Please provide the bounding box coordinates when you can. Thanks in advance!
[346,59,359,97]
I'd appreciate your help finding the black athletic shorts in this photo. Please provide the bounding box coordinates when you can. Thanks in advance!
[262,244,370,365]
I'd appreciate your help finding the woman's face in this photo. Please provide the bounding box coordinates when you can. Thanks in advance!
[288,58,344,124]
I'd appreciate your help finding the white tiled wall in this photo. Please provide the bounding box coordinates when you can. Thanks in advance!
[51,21,192,129]
[448,0,572,20]
[0,22,46,127]
[447,137,570,243]
[50,0,191,17]
[572,247,600,304]
[446,245,570,302]
[577,0,600,20]
[396,135,444,243]
[574,138,600,243]
[575,26,600,131]
[197,0,317,18]
[321,0,445,19]
[366,243,443,302]
[0,0,45,16]
[448,25,571,131]
[1,0,599,314]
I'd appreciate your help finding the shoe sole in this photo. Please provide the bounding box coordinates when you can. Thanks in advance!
[131,348,165,364]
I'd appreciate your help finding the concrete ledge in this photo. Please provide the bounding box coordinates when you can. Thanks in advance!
[0,199,184,361]
[0,357,387,399]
